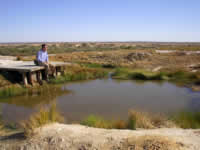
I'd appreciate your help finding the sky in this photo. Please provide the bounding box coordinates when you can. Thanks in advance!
[0,0,200,42]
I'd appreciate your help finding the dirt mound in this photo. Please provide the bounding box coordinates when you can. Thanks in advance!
[1,123,200,150]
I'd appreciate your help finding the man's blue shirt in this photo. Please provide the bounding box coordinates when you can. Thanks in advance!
[37,50,48,63]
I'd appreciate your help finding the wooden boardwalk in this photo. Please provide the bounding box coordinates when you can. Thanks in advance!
[0,61,70,85]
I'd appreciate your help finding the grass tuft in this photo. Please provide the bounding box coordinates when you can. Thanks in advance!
[21,104,64,137]
[128,110,152,129]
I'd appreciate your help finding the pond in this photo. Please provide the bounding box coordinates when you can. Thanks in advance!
[0,79,200,123]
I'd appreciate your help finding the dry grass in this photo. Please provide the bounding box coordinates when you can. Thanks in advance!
[113,120,127,129]
[128,110,176,129]
[0,123,4,136]
[21,104,64,137]
[123,135,183,150]
[128,110,154,129]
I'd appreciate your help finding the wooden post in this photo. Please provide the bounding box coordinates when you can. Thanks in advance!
[55,67,58,76]
[36,71,42,82]
[28,72,33,85]
[36,71,43,84]
[61,66,65,75]
[56,66,62,76]
[22,72,28,86]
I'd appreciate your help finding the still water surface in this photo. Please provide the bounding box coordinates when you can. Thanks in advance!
[1,79,200,123]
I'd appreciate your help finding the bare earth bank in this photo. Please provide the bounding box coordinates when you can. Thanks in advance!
[1,123,200,150]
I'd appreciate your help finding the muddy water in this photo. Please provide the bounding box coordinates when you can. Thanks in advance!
[0,79,200,123]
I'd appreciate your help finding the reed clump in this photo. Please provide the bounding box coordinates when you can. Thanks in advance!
[21,104,64,137]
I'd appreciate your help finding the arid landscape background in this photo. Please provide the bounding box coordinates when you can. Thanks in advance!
[1,42,200,150]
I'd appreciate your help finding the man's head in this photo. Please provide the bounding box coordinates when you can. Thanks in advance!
[41,44,47,51]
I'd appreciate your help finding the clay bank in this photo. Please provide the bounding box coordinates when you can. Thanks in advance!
[1,123,200,150]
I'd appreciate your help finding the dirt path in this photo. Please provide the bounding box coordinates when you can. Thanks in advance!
[1,123,200,150]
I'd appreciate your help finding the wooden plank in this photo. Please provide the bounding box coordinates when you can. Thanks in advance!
[0,61,70,72]
[0,67,44,72]
[0,61,70,86]
[0,61,43,72]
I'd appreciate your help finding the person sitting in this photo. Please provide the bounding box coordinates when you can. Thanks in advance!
[34,44,55,80]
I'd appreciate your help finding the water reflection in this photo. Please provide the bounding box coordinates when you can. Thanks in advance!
[0,85,69,123]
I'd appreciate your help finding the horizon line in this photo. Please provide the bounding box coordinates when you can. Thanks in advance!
[0,40,200,44]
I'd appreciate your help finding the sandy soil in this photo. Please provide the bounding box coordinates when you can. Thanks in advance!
[1,123,200,150]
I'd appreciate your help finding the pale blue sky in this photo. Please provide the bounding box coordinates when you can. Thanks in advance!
[0,0,200,42]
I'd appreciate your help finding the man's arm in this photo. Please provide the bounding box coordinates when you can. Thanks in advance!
[46,53,49,63]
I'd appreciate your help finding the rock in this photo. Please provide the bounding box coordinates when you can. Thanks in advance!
[153,66,162,72]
